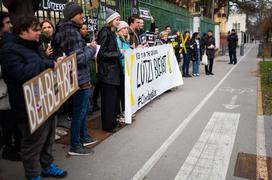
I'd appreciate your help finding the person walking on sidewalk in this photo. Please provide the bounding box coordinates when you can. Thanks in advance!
[97,8,121,132]
[227,29,238,65]
[52,2,98,156]
[0,16,67,180]
[203,29,216,75]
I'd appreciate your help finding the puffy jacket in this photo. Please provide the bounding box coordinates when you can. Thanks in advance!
[97,27,121,85]
[0,33,55,123]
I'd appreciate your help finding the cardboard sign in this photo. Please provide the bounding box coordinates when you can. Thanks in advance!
[139,33,148,46]
[39,0,67,11]
[146,32,155,46]
[139,7,151,19]
[86,0,99,10]
[23,54,79,134]
[84,16,98,32]
[168,35,177,43]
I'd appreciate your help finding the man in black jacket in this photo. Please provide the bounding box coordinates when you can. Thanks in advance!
[0,16,66,180]
[227,29,239,64]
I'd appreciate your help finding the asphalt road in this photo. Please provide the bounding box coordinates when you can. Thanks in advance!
[1,43,271,180]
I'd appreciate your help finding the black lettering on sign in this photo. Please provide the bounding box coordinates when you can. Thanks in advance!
[154,55,167,79]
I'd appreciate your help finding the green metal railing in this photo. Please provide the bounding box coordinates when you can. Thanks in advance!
[138,0,193,32]
[200,16,216,35]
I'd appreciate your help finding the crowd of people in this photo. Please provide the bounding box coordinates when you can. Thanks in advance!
[0,2,239,180]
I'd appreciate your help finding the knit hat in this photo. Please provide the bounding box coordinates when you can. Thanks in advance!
[117,21,129,31]
[63,2,83,20]
[106,8,120,24]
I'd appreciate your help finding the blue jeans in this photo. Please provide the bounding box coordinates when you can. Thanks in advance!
[192,60,200,74]
[71,88,91,148]
[182,53,191,75]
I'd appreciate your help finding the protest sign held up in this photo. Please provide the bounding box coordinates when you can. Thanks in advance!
[23,53,79,134]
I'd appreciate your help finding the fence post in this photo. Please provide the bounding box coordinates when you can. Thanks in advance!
[240,43,244,56]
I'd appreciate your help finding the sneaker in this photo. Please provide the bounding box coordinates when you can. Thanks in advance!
[55,134,61,140]
[192,74,196,76]
[68,146,94,156]
[196,74,200,76]
[81,137,98,146]
[41,163,67,178]
[28,176,41,180]
[56,128,68,136]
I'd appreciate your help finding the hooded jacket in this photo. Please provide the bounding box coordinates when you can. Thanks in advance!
[0,33,54,122]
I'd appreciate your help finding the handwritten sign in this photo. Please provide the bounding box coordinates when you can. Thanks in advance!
[23,54,79,134]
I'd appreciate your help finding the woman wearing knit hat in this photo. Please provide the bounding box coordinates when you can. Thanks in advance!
[96,8,121,132]
[116,21,131,122]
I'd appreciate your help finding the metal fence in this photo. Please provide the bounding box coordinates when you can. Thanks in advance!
[1,0,212,34]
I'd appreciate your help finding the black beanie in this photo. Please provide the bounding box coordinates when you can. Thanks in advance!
[63,2,83,20]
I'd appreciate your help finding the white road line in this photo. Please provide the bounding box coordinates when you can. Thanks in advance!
[131,45,255,180]
[257,116,267,156]
[174,112,240,180]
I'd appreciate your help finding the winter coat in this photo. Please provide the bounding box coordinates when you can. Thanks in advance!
[52,19,96,86]
[203,35,216,59]
[39,33,53,59]
[0,33,55,123]
[191,39,202,61]
[97,26,122,85]
[117,36,131,74]
[181,35,192,55]
[227,33,238,49]
[129,28,140,48]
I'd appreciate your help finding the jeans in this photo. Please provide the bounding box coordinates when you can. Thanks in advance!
[229,48,237,64]
[88,87,94,113]
[71,88,91,148]
[182,53,191,75]
[192,60,200,74]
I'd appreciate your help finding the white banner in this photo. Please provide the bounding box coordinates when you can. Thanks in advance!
[125,44,183,123]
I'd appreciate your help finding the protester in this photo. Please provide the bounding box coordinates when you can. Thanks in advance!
[181,31,192,77]
[160,31,168,44]
[164,25,172,35]
[154,26,159,35]
[97,8,121,132]
[0,11,22,161]
[227,29,238,64]
[39,19,54,59]
[52,2,98,155]
[136,16,145,37]
[203,29,216,75]
[191,32,201,76]
[0,16,67,180]
[79,23,97,114]
[128,15,140,48]
[173,31,182,64]
[116,21,131,121]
